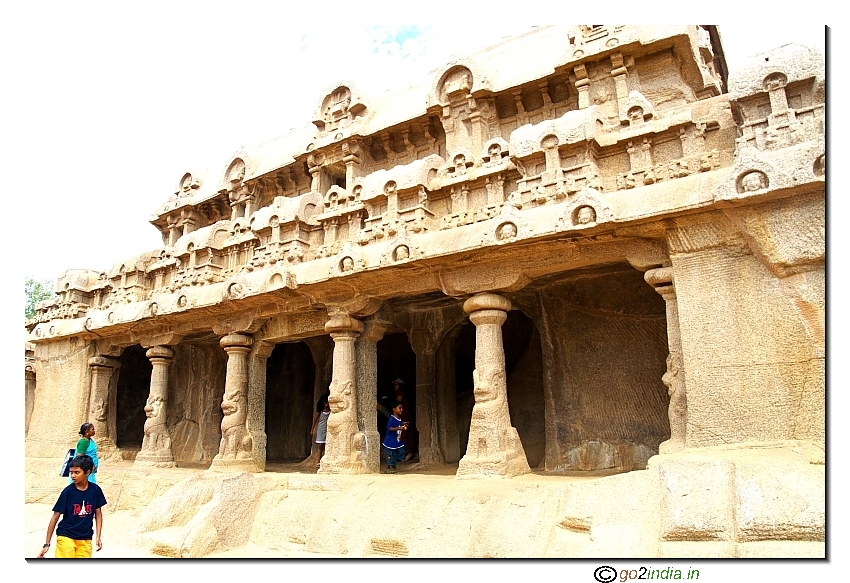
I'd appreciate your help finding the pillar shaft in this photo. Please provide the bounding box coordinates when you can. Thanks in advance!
[355,319,387,474]
[457,293,530,478]
[135,346,175,467]
[319,315,369,474]
[409,326,443,466]
[211,333,257,472]
[248,340,275,472]
[645,267,688,453]
[87,356,120,450]
[25,363,36,437]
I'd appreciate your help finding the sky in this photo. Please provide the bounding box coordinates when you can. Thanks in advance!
[4,8,827,283]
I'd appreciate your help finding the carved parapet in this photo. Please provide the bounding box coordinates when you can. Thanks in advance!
[728,44,824,153]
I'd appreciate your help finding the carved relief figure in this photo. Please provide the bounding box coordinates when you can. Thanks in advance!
[763,72,787,91]
[319,379,367,473]
[142,396,171,455]
[738,170,768,193]
[497,222,517,240]
[660,351,687,453]
[394,245,410,261]
[576,205,597,225]
[453,154,469,175]
[340,256,354,272]
[487,143,503,165]
[219,386,253,460]
[92,400,107,423]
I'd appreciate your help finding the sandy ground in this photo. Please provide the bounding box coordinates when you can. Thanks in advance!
[25,460,615,559]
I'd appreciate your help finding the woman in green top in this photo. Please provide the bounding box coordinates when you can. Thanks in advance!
[74,423,99,484]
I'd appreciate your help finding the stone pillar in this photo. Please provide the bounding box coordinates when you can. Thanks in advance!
[356,318,388,474]
[301,336,334,466]
[574,64,590,110]
[457,293,530,478]
[87,356,121,453]
[318,314,369,474]
[436,325,462,463]
[135,346,176,468]
[211,333,257,472]
[611,53,630,118]
[409,326,444,466]
[248,340,275,472]
[645,267,688,454]
[25,359,36,437]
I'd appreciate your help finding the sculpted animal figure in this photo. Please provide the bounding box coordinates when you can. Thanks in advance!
[142,396,172,454]
[219,386,253,460]
[458,366,529,477]
[319,379,367,474]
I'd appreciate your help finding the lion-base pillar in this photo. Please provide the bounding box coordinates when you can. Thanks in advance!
[457,293,530,479]
[135,346,176,468]
[318,315,370,475]
[211,333,258,472]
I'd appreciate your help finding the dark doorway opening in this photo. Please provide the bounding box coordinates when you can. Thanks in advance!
[115,344,152,448]
[377,333,417,454]
[265,341,316,462]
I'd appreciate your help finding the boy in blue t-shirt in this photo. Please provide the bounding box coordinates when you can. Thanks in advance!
[382,402,409,474]
[37,455,107,558]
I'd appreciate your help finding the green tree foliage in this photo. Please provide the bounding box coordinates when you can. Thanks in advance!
[25,277,54,320]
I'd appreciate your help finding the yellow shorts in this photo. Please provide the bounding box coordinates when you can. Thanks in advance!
[55,536,92,558]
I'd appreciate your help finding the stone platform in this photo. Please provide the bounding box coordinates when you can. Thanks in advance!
[25,443,824,559]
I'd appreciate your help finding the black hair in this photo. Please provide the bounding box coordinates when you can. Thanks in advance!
[392,401,404,411]
[79,423,94,436]
[69,455,94,474]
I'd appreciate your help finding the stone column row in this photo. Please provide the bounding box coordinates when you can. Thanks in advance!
[83,333,260,471]
[83,290,530,479]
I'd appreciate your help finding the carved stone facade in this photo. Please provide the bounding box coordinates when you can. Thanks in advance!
[25,26,824,557]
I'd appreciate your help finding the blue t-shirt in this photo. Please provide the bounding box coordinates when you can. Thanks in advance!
[52,482,107,540]
[383,415,405,449]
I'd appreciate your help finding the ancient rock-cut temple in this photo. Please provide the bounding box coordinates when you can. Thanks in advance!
[25,25,824,558]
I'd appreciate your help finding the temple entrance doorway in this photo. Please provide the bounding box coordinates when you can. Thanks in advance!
[265,341,316,462]
[376,333,417,457]
[450,309,545,468]
[115,344,152,449]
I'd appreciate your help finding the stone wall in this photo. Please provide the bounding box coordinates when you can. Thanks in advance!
[167,342,227,464]
[25,338,94,458]
[535,267,669,471]
[669,207,825,449]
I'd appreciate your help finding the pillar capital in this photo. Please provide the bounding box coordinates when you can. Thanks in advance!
[463,292,511,314]
[220,333,253,350]
[361,318,389,344]
[644,266,674,288]
[88,356,121,369]
[252,339,275,360]
[325,314,364,336]
[145,345,174,361]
